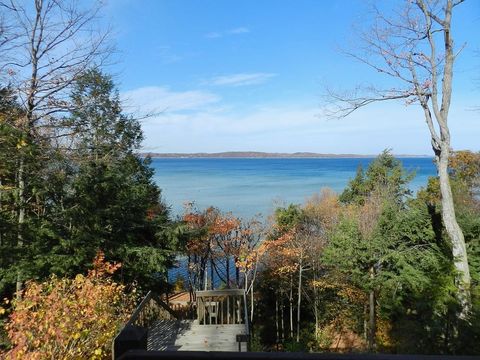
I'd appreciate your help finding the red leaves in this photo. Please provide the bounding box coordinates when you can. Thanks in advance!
[89,251,122,278]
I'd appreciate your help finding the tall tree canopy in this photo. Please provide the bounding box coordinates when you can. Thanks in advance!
[325,0,472,315]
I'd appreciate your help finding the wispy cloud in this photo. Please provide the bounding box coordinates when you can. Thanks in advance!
[207,73,277,87]
[121,86,220,114]
[127,86,479,154]
[204,26,250,39]
[157,46,183,64]
[205,32,222,39]
[228,27,250,34]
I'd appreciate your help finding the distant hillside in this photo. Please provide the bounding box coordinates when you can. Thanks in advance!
[141,151,431,159]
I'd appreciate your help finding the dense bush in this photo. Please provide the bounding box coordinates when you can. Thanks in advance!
[2,252,134,360]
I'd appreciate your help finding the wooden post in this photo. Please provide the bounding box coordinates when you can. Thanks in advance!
[221,297,224,324]
[227,296,230,324]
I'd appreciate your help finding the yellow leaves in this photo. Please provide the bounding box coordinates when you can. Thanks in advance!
[337,286,367,304]
[3,252,135,360]
[311,279,337,290]
[376,318,394,349]
[0,306,5,315]
[16,139,27,149]
[449,150,480,183]
[276,264,298,275]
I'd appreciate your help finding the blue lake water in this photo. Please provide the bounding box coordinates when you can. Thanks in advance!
[151,157,437,219]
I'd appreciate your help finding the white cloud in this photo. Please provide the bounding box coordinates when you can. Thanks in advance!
[139,99,480,154]
[204,27,250,39]
[228,27,250,34]
[122,84,479,154]
[208,73,277,87]
[121,86,220,114]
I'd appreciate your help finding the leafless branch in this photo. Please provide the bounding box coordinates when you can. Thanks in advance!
[0,0,113,130]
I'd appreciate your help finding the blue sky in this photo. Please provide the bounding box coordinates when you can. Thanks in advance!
[105,0,480,154]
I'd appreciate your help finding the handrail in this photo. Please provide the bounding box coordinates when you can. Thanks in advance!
[151,293,179,320]
[124,291,178,328]
[195,289,249,328]
[124,291,154,327]
[112,291,179,360]
[196,289,245,297]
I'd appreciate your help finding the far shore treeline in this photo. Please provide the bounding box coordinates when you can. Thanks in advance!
[141,151,432,159]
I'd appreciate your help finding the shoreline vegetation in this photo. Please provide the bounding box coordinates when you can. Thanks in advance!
[141,151,432,159]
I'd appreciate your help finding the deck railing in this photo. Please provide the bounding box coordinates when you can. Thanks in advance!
[127,291,178,328]
[112,291,178,359]
[113,289,250,358]
[196,289,248,329]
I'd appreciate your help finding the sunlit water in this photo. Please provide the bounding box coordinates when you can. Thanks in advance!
[151,157,437,220]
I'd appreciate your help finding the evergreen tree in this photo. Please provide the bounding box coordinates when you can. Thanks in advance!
[37,69,178,290]
[339,150,414,205]
[0,88,48,295]
[325,153,450,352]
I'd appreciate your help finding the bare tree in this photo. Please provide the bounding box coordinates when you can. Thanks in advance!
[1,0,112,132]
[0,0,111,295]
[324,0,471,317]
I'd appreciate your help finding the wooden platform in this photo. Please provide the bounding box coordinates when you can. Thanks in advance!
[148,320,248,352]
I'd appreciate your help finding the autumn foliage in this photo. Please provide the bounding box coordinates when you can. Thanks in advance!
[2,252,134,360]
[182,205,263,291]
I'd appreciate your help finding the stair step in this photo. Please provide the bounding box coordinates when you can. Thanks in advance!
[147,319,248,352]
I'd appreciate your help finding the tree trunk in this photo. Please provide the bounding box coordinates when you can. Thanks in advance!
[368,267,376,352]
[281,296,285,342]
[236,265,240,288]
[226,256,230,288]
[289,277,294,339]
[210,259,214,290]
[296,262,303,343]
[364,303,368,342]
[250,284,254,323]
[437,149,471,316]
[275,298,279,345]
[16,157,25,299]
[313,262,319,340]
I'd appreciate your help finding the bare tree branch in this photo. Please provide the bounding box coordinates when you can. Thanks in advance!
[0,0,113,130]
[322,0,472,317]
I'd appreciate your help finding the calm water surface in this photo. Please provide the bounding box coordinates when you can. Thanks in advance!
[151,158,437,219]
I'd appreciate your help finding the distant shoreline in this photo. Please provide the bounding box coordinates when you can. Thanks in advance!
[141,151,432,159]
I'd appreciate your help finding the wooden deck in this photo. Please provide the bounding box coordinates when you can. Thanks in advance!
[147,320,248,352]
[113,289,250,359]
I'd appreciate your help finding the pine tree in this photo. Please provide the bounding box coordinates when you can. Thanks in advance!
[45,69,178,289]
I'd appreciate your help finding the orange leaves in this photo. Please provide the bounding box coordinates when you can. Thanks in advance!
[183,205,256,261]
[183,206,239,239]
[89,251,122,278]
[263,230,298,276]
[3,252,134,360]
[182,204,264,291]
[211,214,240,237]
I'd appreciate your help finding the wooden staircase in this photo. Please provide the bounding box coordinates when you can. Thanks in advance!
[148,320,248,352]
[113,289,250,358]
